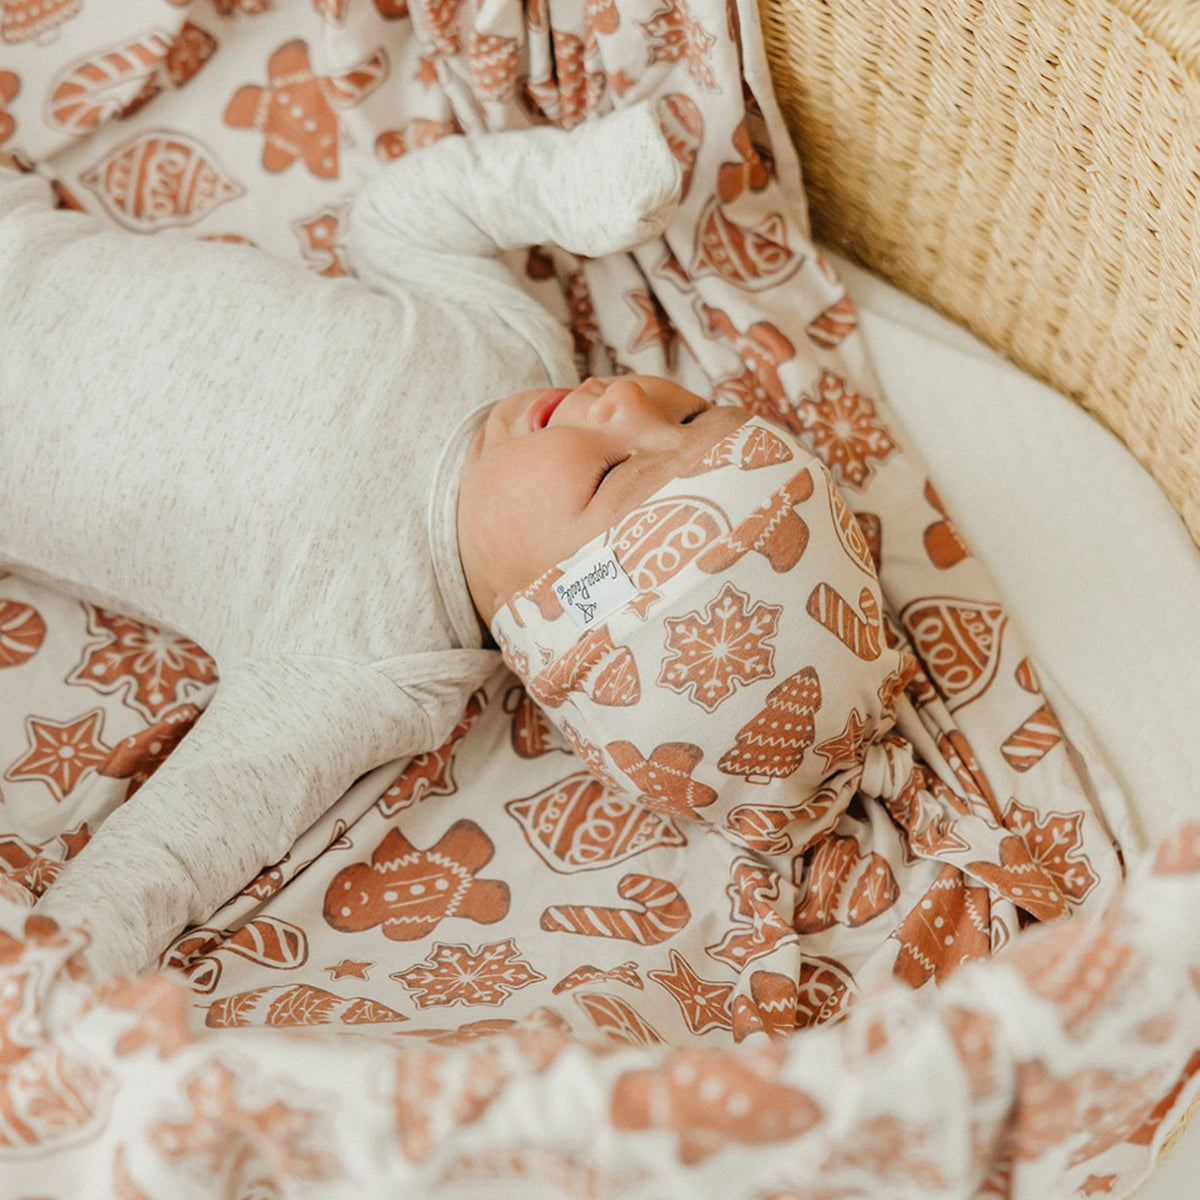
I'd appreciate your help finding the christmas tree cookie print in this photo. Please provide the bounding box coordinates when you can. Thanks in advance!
[718,667,822,781]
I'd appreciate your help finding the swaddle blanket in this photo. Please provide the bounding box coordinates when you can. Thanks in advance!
[0,0,1194,1197]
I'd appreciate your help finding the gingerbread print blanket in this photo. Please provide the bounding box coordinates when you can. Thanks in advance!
[0,1,1196,1196]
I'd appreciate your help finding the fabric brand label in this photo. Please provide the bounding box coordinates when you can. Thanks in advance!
[553,548,637,631]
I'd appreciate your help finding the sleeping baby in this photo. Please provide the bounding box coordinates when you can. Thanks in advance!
[0,103,909,980]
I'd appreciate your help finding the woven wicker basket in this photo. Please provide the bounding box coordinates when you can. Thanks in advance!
[760,0,1200,550]
[759,0,1200,1172]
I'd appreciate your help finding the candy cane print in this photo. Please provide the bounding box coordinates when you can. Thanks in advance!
[805,583,882,661]
[540,874,691,944]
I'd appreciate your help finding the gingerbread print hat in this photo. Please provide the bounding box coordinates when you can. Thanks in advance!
[492,416,914,853]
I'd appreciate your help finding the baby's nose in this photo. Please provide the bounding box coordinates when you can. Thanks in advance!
[587,378,652,425]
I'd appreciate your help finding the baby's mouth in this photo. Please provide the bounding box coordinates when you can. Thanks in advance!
[527,387,570,432]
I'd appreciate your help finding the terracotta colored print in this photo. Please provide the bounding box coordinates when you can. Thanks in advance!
[806,582,883,661]
[806,294,858,349]
[703,306,795,416]
[923,479,970,569]
[706,858,796,969]
[1154,821,1200,875]
[506,772,686,870]
[716,119,771,201]
[69,607,216,720]
[725,791,837,854]
[792,954,856,1028]
[438,1148,645,1195]
[659,582,781,712]
[206,984,406,1027]
[647,949,733,1035]
[717,667,822,781]
[324,821,510,940]
[680,420,793,475]
[209,0,273,12]
[98,702,202,797]
[730,970,797,1040]
[468,31,519,101]
[1015,656,1041,693]
[693,197,796,290]
[795,371,896,489]
[855,510,884,571]
[48,32,174,134]
[553,961,643,994]
[793,834,899,933]
[638,0,718,91]
[81,133,244,230]
[828,485,877,576]
[540,873,690,945]
[6,709,110,801]
[1000,703,1064,773]
[414,0,463,56]
[293,204,347,276]
[696,467,814,574]
[609,495,728,594]
[822,1114,948,1190]
[626,288,675,358]
[654,93,703,198]
[0,1038,111,1150]
[1,0,80,43]
[574,991,664,1046]
[0,70,16,144]
[222,916,309,969]
[0,0,1149,1186]
[530,626,640,710]
[391,938,545,1007]
[586,0,620,36]
[503,684,564,758]
[606,740,718,818]
[166,22,220,86]
[0,599,45,667]
[1022,924,1134,1036]
[224,39,387,178]
[901,597,1008,710]
[377,689,484,816]
[150,1060,342,1184]
[1001,799,1099,905]
[890,865,992,987]
[611,1046,822,1164]
[812,708,870,774]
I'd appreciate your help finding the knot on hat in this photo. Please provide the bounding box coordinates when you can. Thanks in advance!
[492,416,913,854]
[859,738,915,802]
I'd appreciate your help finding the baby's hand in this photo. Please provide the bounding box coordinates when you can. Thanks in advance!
[544,102,683,258]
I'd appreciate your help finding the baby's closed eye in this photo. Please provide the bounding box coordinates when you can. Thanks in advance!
[592,454,629,494]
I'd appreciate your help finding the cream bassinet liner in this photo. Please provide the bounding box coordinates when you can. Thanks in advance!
[759,0,1200,1164]
[760,0,1200,550]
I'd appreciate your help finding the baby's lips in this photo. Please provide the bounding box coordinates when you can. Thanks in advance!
[527,387,570,432]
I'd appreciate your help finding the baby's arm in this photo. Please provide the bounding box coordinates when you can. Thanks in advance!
[36,651,497,980]
[345,103,682,310]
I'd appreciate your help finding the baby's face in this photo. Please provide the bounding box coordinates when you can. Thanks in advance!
[458,375,750,626]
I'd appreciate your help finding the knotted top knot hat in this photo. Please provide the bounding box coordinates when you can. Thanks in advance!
[491,415,916,856]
